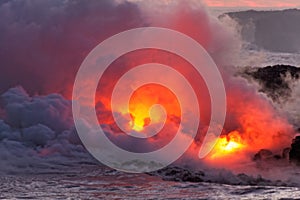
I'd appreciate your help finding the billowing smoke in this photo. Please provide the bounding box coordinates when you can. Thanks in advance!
[0,0,144,96]
[0,0,298,183]
[0,87,92,174]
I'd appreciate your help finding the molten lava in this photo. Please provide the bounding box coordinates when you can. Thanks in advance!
[94,32,294,163]
[209,131,245,159]
[128,83,181,132]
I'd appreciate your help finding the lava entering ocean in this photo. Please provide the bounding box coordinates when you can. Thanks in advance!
[208,131,245,160]
[91,1,296,168]
[94,48,295,167]
[1,1,300,195]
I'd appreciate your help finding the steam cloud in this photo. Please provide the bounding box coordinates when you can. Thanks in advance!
[0,0,298,183]
[0,0,144,96]
[0,87,91,174]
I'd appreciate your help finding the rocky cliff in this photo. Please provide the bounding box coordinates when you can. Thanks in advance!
[220,9,300,53]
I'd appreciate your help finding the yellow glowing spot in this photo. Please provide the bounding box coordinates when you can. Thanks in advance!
[132,124,143,131]
[209,131,245,159]
[127,84,180,132]
[129,115,150,132]
[223,140,242,152]
[128,103,151,132]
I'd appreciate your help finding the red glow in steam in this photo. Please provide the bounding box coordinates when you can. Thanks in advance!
[93,2,295,165]
[128,84,181,132]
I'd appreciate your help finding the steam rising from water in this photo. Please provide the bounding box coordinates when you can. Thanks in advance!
[0,0,299,184]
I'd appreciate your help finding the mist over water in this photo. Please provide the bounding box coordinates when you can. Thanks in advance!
[0,1,300,198]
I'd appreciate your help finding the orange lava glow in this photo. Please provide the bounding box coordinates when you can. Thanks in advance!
[128,83,181,131]
[201,85,295,164]
[208,131,245,159]
[92,0,296,163]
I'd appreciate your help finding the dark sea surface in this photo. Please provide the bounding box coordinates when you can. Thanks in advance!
[1,7,300,200]
[1,165,300,200]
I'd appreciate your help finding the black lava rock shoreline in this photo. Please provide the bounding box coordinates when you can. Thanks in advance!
[243,64,300,101]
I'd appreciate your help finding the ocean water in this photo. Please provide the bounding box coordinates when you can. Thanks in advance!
[1,165,300,200]
[1,7,300,200]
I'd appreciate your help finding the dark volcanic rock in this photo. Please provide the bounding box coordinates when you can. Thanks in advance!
[253,149,274,161]
[244,65,300,101]
[289,136,300,164]
[253,149,283,162]
[150,166,278,186]
[220,9,300,53]
[149,166,204,183]
[282,147,291,160]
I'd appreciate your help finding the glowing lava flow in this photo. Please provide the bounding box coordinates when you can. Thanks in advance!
[128,83,181,132]
[209,131,245,159]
